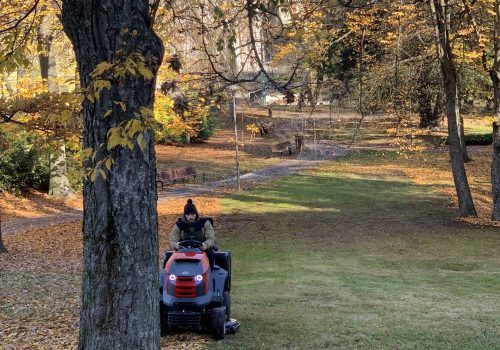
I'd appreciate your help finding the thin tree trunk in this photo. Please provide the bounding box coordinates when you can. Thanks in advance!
[460,115,470,162]
[48,143,71,196]
[429,0,477,217]
[1,71,16,97]
[38,10,72,197]
[0,211,7,254]
[61,1,164,349]
[491,0,500,220]
[432,90,443,123]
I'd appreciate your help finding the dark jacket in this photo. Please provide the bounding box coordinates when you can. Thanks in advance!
[168,216,216,250]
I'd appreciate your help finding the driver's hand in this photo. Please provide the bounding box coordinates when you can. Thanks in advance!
[201,243,207,250]
[175,242,181,250]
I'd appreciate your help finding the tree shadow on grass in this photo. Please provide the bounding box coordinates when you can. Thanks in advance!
[212,173,487,250]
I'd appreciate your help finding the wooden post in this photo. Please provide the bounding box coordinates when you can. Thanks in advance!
[0,208,7,253]
[241,113,244,140]
[233,96,241,191]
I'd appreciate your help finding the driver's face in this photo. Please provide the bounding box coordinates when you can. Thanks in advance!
[185,213,196,222]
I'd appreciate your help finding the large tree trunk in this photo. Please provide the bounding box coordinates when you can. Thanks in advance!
[430,0,477,217]
[38,10,72,197]
[61,1,164,349]
[492,0,500,220]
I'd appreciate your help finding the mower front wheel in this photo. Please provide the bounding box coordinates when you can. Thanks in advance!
[210,307,226,340]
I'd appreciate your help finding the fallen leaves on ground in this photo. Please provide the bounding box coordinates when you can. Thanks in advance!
[0,196,222,350]
[0,191,83,221]
[327,146,496,226]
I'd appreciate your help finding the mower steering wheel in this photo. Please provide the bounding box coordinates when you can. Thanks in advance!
[177,240,203,249]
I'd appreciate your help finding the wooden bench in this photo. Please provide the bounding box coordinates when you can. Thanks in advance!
[258,121,274,136]
[156,166,205,190]
[270,141,300,156]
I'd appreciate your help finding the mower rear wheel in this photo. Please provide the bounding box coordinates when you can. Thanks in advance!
[223,291,231,320]
[210,307,226,340]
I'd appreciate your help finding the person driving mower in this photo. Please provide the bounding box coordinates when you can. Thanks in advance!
[169,199,216,266]
[162,199,239,339]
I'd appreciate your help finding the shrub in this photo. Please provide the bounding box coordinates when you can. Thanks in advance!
[464,133,492,145]
[154,92,218,145]
[444,133,492,146]
[191,106,218,142]
[0,129,50,194]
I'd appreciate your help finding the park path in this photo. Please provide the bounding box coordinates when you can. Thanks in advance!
[2,143,350,235]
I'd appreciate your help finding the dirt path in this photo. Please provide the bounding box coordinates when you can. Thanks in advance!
[2,143,350,235]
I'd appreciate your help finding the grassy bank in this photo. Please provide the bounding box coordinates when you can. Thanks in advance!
[212,159,500,349]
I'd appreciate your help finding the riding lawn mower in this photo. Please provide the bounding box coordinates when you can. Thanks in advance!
[160,239,239,339]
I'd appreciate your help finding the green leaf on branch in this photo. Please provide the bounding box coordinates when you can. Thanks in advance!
[126,119,142,138]
[114,101,127,112]
[81,147,93,160]
[137,65,154,80]
[139,107,153,118]
[91,62,114,77]
[137,133,146,151]
[98,168,107,180]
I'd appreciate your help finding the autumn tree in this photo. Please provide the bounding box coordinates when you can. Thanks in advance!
[428,0,477,217]
[37,4,73,197]
[61,1,164,349]
[0,0,77,197]
[492,0,500,220]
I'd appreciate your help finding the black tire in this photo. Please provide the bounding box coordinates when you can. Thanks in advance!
[210,307,226,340]
[160,302,169,336]
[223,291,231,320]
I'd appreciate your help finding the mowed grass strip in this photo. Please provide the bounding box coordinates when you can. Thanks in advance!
[212,158,500,350]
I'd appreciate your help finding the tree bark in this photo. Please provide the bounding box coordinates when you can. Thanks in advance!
[492,0,500,220]
[429,0,477,217]
[61,1,164,349]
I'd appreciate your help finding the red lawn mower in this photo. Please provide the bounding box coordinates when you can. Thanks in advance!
[160,239,239,339]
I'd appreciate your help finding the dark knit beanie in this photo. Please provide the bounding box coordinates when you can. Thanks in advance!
[183,199,198,215]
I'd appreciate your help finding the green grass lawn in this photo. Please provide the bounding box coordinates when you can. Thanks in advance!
[211,163,500,349]
[1,151,498,349]
[464,118,491,135]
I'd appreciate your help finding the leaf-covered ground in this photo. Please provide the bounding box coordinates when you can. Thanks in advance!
[0,198,221,350]
[1,123,497,349]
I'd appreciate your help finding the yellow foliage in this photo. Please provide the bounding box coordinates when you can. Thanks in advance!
[483,116,497,124]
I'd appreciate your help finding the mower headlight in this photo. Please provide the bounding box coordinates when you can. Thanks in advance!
[169,274,176,281]
[195,274,203,282]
